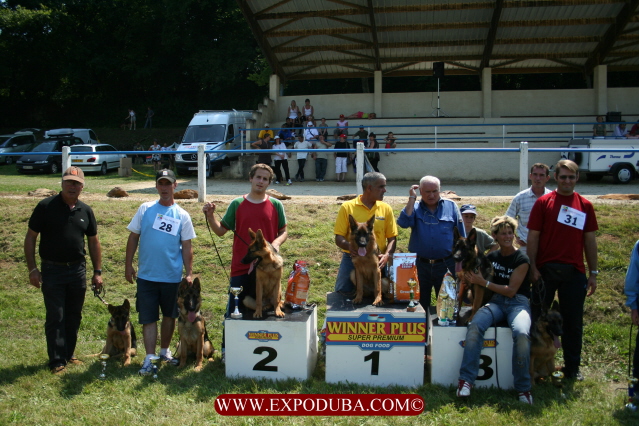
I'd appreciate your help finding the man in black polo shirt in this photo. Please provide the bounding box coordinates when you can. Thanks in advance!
[24,166,103,374]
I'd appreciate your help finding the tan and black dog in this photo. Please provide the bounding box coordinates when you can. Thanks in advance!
[453,227,494,323]
[241,228,285,318]
[348,214,390,306]
[100,299,137,366]
[530,301,563,384]
[176,277,214,371]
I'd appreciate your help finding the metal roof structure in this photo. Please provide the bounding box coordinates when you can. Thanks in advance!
[236,0,639,83]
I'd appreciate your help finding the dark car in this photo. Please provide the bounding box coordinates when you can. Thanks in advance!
[0,132,37,165]
[16,136,83,174]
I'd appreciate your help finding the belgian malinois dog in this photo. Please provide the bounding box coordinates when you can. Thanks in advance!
[176,278,214,371]
[241,228,285,318]
[100,299,137,366]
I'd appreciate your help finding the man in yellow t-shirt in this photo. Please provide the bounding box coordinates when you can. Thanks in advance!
[258,123,274,140]
[334,172,398,294]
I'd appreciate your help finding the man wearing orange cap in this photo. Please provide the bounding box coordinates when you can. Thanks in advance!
[24,167,103,374]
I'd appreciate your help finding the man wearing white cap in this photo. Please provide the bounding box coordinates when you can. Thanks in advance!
[125,169,195,375]
[25,166,103,374]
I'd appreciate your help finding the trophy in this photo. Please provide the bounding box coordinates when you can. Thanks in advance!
[149,355,160,380]
[229,286,244,319]
[551,371,565,399]
[98,354,109,380]
[406,278,418,312]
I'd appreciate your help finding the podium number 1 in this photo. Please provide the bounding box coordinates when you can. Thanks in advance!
[253,346,278,372]
[364,351,379,375]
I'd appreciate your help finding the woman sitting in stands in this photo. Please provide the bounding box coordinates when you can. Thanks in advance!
[593,115,606,137]
[456,216,533,405]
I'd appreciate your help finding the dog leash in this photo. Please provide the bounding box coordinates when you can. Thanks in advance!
[204,213,232,285]
[91,282,109,306]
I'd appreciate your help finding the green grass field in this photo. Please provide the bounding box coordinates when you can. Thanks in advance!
[0,166,638,425]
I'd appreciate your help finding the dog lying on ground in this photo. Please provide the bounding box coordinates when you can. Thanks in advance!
[530,300,563,384]
[176,277,214,371]
[453,227,494,323]
[241,228,285,318]
[348,214,390,306]
[100,299,137,366]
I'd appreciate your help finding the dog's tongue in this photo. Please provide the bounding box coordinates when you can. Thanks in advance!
[553,335,561,348]
[248,259,258,275]
[188,311,197,323]
[455,261,462,273]
[358,247,367,257]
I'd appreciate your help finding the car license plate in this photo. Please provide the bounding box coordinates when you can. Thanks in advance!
[24,166,33,169]
[188,167,199,171]
[72,159,82,163]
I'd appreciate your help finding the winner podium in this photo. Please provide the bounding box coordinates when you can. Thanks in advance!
[225,305,318,381]
[324,292,425,387]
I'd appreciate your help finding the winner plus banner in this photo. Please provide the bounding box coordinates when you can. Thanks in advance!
[325,313,425,350]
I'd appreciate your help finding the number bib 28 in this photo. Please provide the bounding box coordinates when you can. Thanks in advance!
[152,213,180,236]
[557,205,586,230]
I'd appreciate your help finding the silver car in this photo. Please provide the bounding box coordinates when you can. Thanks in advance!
[70,144,126,174]
[0,132,36,165]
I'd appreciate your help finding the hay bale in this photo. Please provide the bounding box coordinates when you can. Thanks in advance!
[266,189,291,200]
[174,189,198,199]
[107,187,129,198]
[598,194,639,200]
[441,190,461,201]
[337,194,357,201]
[28,188,57,197]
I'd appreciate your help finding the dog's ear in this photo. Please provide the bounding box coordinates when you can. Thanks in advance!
[123,299,130,310]
[348,214,358,232]
[467,228,477,246]
[453,226,461,242]
[255,229,265,245]
[248,228,256,240]
[366,215,376,231]
[551,300,560,312]
[193,277,201,291]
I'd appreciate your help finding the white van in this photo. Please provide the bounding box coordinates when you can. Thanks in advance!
[45,128,99,145]
[175,110,252,177]
[561,138,639,183]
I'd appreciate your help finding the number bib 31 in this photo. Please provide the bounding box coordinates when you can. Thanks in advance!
[153,213,180,236]
[557,205,586,230]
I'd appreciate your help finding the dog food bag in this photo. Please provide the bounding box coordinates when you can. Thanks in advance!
[286,260,310,309]
[390,253,420,303]
[436,272,457,326]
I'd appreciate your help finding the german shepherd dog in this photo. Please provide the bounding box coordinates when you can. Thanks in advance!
[176,277,214,371]
[348,214,390,306]
[530,301,563,384]
[100,299,137,366]
[452,227,493,323]
[241,228,285,318]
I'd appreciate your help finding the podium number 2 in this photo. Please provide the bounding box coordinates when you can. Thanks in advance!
[253,346,278,372]
[364,351,379,375]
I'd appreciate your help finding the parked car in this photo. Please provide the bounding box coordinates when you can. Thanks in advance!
[16,136,83,174]
[0,132,37,165]
[45,128,99,145]
[70,144,126,174]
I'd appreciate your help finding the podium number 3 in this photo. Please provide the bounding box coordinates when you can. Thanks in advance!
[364,351,379,375]
[253,346,278,372]
[477,354,494,380]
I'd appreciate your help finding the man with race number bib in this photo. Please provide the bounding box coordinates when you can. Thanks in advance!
[527,159,599,381]
[125,169,196,375]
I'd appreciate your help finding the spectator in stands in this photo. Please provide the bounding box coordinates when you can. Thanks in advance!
[251,133,273,166]
[278,121,296,146]
[313,134,331,181]
[613,122,628,137]
[294,135,313,182]
[334,134,349,182]
[346,112,376,120]
[333,114,349,139]
[271,135,292,186]
[628,120,639,137]
[366,133,381,172]
[288,100,302,132]
[258,123,274,140]
[304,120,319,143]
[385,131,397,156]
[351,125,369,173]
[317,118,329,140]
[592,115,606,137]
[303,99,314,123]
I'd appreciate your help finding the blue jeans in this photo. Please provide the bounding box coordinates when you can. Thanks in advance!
[416,257,456,311]
[458,294,532,392]
[334,252,355,294]
[41,262,87,369]
[315,158,327,180]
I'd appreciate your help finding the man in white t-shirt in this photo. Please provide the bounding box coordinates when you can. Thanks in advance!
[294,134,313,182]
[125,169,196,375]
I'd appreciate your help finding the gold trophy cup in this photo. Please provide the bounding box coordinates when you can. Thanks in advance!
[406,278,417,312]
[229,286,244,319]
[98,354,110,380]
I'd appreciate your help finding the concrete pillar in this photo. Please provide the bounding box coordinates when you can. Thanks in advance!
[374,70,382,117]
[269,74,280,104]
[481,67,492,118]
[593,65,607,115]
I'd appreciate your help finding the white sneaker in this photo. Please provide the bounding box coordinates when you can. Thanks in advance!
[287,179,292,185]
[138,359,153,376]
[275,181,280,184]
[457,380,471,397]
[518,391,533,405]
[160,350,179,366]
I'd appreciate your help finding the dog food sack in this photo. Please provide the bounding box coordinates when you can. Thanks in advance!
[286,260,310,308]
[390,253,420,303]
[436,272,457,326]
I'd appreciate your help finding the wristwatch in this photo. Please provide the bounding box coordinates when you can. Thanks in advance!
[590,270,599,275]
[94,269,102,275]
